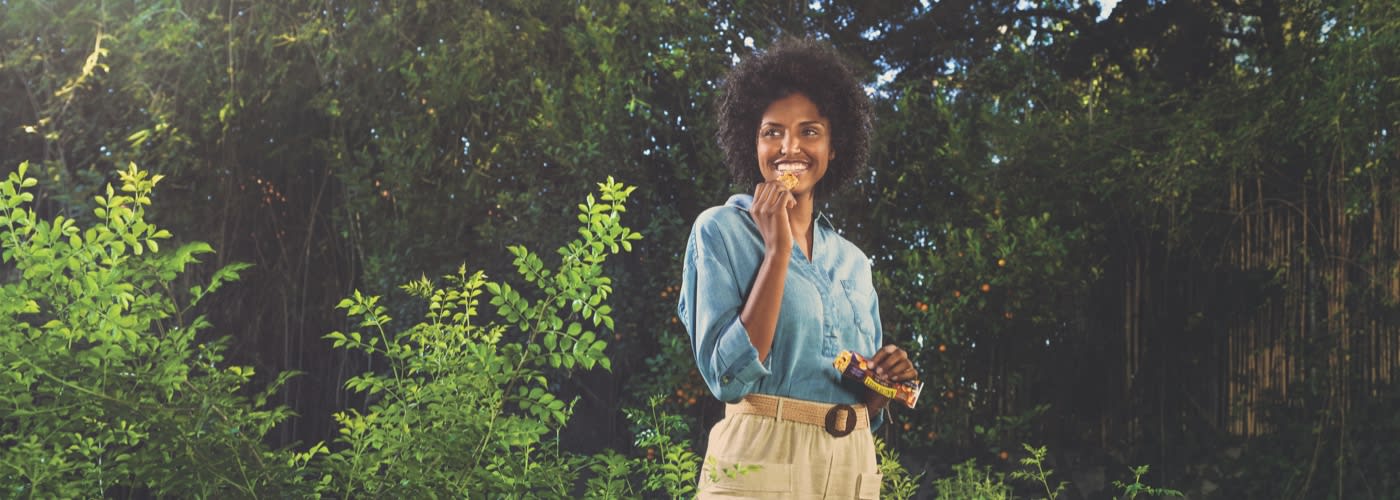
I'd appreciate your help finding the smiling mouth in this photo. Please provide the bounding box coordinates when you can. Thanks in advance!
[776,162,809,174]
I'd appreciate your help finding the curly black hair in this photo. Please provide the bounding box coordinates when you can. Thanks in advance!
[715,37,873,201]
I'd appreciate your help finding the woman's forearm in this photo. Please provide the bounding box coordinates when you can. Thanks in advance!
[740,249,791,362]
[864,392,890,420]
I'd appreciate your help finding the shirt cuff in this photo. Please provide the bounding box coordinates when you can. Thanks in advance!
[711,317,771,400]
[869,406,886,431]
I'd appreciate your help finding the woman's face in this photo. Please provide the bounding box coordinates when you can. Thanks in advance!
[756,92,833,197]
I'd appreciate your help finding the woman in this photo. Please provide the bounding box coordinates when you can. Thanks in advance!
[677,37,918,499]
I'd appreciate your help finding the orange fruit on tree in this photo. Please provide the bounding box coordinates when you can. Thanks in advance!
[997,258,1006,267]
[980,283,991,293]
[938,343,948,353]
[999,450,1010,461]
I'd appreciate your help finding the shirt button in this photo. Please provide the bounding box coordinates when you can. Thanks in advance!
[721,375,732,384]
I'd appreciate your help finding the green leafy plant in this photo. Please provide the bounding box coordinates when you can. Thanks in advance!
[1113,465,1184,499]
[932,443,1183,500]
[933,458,1013,500]
[626,394,703,498]
[318,177,642,497]
[0,162,306,497]
[891,208,1086,449]
[577,393,711,499]
[876,437,924,499]
[1010,443,1069,500]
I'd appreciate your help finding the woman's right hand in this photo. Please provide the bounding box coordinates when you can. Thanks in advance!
[751,181,796,255]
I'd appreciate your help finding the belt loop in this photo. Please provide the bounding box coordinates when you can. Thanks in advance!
[775,397,785,420]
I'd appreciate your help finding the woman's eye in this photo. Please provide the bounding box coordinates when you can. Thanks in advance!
[802,128,820,136]
[762,129,782,138]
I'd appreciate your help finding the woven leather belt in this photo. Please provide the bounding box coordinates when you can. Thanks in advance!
[726,394,869,437]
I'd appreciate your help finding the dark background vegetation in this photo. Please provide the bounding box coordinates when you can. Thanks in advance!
[3,0,1397,497]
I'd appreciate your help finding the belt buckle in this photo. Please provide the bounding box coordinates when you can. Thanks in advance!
[824,404,857,437]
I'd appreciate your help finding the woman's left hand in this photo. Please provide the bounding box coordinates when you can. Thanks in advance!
[863,344,917,413]
[869,344,917,382]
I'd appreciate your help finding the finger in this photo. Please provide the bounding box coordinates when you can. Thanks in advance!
[890,361,917,381]
[754,184,778,213]
[760,181,788,207]
[875,346,906,376]
[871,352,892,377]
[879,352,907,373]
[867,348,888,366]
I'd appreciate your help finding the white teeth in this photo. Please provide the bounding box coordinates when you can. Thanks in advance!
[777,163,808,173]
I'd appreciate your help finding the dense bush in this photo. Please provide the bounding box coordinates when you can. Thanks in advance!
[3,164,929,497]
[0,163,307,497]
[314,177,642,496]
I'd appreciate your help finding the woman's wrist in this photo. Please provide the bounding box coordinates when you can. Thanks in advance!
[764,243,793,260]
[864,392,890,411]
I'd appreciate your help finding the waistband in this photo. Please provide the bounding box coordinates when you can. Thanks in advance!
[726,394,869,437]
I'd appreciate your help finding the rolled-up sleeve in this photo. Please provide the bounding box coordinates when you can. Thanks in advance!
[677,215,770,403]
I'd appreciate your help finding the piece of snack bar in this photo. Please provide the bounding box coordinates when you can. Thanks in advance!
[833,350,923,409]
[778,172,799,190]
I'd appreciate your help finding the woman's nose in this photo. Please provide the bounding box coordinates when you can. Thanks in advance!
[781,135,801,156]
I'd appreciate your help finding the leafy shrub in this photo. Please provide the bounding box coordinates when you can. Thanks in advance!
[0,163,306,497]
[877,437,924,499]
[316,178,643,497]
[621,394,703,498]
[931,442,1183,500]
[890,210,1087,449]
[933,458,1013,500]
[1113,464,1184,499]
[1010,444,1069,499]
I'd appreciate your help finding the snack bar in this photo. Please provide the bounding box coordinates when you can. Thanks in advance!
[832,350,923,409]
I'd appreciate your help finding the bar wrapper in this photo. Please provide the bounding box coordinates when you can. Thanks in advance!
[833,350,923,409]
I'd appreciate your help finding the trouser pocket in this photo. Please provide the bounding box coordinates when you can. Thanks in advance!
[698,458,791,496]
[856,472,882,499]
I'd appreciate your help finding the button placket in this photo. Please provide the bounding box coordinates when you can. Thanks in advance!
[816,271,841,356]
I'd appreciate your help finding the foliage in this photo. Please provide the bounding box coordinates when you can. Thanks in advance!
[932,459,1012,500]
[876,437,923,500]
[316,178,640,496]
[933,443,1182,500]
[4,0,1398,497]
[1112,465,1184,500]
[1,165,726,497]
[625,394,702,498]
[1010,444,1069,500]
[0,163,306,497]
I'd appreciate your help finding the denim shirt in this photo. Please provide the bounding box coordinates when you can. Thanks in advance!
[678,194,885,429]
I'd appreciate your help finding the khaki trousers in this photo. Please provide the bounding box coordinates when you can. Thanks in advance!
[697,397,881,499]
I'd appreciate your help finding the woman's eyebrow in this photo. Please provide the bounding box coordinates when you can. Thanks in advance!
[760,120,827,127]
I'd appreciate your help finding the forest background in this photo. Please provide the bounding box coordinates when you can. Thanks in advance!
[2,0,1398,498]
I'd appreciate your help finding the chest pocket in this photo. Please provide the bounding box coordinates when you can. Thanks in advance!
[840,279,877,342]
